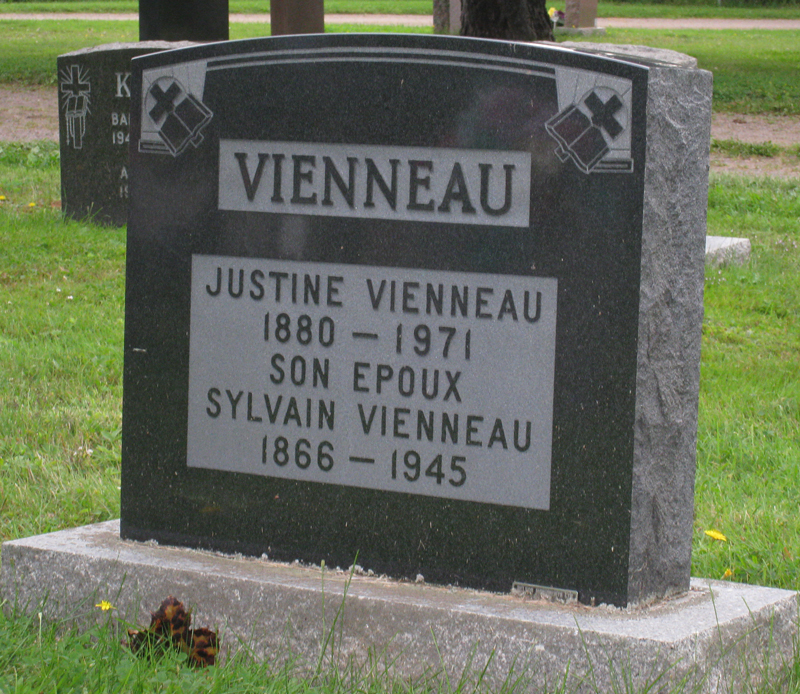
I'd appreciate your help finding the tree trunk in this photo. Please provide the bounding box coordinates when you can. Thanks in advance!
[461,0,554,42]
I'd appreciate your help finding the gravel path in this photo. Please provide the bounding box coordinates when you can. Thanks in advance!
[2,84,797,178]
[9,86,799,145]
[2,13,798,178]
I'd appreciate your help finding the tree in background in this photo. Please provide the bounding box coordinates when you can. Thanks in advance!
[461,0,554,42]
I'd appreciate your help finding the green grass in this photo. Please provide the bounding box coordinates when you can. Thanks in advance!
[1,144,799,587]
[711,139,783,157]
[0,605,266,693]
[3,0,800,18]
[1,145,799,691]
[0,606,797,694]
[566,28,800,115]
[2,19,800,116]
[597,1,800,18]
[0,7,799,686]
[0,141,123,541]
[0,598,544,694]
[0,0,435,14]
[0,19,137,84]
[0,600,479,694]
[712,139,800,158]
[693,175,800,587]
[0,19,434,85]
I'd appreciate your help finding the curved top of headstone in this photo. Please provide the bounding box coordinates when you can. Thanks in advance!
[550,42,698,69]
[120,30,711,607]
[60,41,198,58]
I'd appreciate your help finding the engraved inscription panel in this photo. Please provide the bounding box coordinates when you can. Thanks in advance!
[124,34,651,602]
[219,141,533,228]
[187,256,557,510]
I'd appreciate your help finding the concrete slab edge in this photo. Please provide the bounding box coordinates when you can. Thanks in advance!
[2,521,797,693]
[706,236,751,266]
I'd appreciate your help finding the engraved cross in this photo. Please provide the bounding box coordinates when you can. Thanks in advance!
[61,65,89,97]
[585,92,624,139]
[148,82,182,123]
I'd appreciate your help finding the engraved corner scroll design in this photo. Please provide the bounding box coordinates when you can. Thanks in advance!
[547,68,635,175]
[139,71,212,157]
[60,64,91,150]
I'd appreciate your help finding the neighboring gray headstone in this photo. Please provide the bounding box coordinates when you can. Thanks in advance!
[271,0,324,35]
[121,35,712,607]
[706,236,751,266]
[433,0,461,34]
[58,43,191,226]
[564,0,598,28]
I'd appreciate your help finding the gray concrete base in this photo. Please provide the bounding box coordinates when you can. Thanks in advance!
[2,521,796,693]
[706,236,752,266]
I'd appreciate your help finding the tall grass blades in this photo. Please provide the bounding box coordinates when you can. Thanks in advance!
[694,175,800,588]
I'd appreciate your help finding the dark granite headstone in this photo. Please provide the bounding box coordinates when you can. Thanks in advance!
[139,0,229,42]
[122,35,711,607]
[58,43,188,227]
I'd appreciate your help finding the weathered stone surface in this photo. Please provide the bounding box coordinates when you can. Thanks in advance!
[58,42,193,226]
[271,0,324,35]
[554,42,712,604]
[2,521,797,694]
[633,51,712,603]
[564,0,598,28]
[433,0,461,34]
[706,236,751,266]
[557,42,699,69]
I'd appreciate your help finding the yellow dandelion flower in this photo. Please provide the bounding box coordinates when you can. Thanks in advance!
[95,600,115,611]
[704,529,727,542]
[0,195,6,201]
[722,568,733,580]
[28,202,36,208]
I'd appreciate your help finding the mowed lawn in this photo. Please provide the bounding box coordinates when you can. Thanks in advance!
[1,8,800,692]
